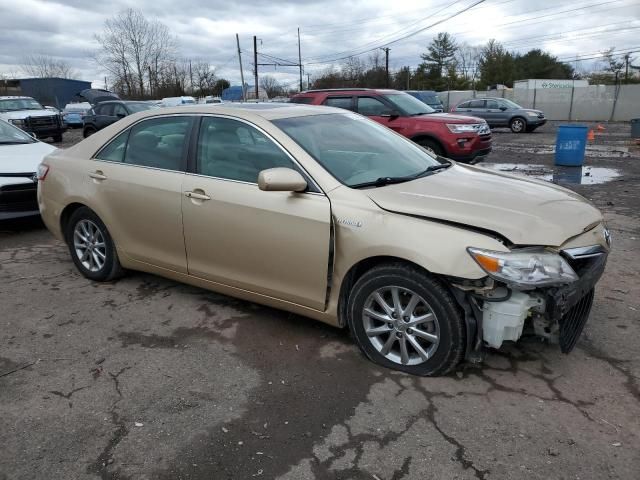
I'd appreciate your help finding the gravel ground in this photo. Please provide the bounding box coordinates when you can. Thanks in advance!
[1,121,639,480]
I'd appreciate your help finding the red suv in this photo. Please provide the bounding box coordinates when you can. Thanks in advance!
[290,88,492,162]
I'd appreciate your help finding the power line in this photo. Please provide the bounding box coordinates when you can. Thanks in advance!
[305,0,486,65]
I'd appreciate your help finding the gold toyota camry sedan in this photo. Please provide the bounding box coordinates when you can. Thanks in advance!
[38,104,610,376]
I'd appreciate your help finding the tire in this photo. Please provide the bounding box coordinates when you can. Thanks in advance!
[52,134,63,142]
[347,263,465,376]
[510,117,526,133]
[83,127,96,138]
[66,207,123,282]
[416,138,444,156]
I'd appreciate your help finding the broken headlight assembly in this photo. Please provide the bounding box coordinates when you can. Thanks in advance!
[467,247,578,289]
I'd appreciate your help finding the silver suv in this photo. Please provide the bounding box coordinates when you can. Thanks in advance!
[452,98,546,133]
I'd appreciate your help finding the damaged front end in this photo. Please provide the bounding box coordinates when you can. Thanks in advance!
[451,241,609,362]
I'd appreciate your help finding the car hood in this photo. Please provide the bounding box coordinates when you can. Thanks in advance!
[412,112,485,124]
[365,163,602,246]
[0,142,57,175]
[0,110,57,120]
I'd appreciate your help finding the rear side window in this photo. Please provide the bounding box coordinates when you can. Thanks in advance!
[323,96,354,111]
[457,101,469,109]
[95,130,129,162]
[196,117,295,183]
[113,104,128,117]
[99,104,114,116]
[290,96,314,104]
[124,117,192,171]
[468,100,485,108]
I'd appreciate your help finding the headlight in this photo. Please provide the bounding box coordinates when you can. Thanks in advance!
[526,111,539,117]
[446,123,482,133]
[9,118,25,126]
[467,247,578,288]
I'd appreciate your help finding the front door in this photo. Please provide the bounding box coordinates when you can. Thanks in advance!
[182,116,331,310]
[88,115,193,272]
[356,95,406,134]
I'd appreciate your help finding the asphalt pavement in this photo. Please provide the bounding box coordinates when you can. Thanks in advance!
[1,122,639,480]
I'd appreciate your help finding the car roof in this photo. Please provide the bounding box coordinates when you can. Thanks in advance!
[0,96,35,100]
[129,102,347,121]
[297,88,402,95]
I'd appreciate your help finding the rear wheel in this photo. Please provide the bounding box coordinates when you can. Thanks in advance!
[347,263,465,376]
[416,138,444,156]
[510,117,526,133]
[52,134,63,142]
[66,207,123,282]
[83,127,96,138]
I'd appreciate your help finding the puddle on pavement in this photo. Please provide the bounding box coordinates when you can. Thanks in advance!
[492,143,632,158]
[480,163,621,185]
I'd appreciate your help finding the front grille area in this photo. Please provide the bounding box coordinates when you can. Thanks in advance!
[0,182,38,212]
[559,289,594,353]
[25,115,59,130]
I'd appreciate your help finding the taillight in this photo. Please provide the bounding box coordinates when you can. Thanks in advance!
[37,163,49,181]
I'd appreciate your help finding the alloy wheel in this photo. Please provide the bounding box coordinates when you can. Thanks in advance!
[511,119,525,132]
[362,286,440,366]
[73,219,107,272]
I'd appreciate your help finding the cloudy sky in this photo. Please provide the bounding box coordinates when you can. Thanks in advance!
[1,0,639,89]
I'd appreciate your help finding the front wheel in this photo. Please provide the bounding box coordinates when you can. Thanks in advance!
[52,134,63,142]
[66,207,123,282]
[347,263,465,376]
[510,117,526,133]
[416,138,444,156]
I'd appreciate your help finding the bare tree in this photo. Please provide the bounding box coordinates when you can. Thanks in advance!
[260,75,282,98]
[95,8,176,98]
[192,61,217,96]
[21,54,76,79]
[601,47,625,81]
[456,43,482,87]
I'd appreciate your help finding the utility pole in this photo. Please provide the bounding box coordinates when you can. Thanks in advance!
[307,73,311,90]
[253,36,259,100]
[189,60,193,95]
[297,27,303,91]
[148,65,153,97]
[406,66,410,90]
[381,47,390,88]
[236,33,246,101]
[624,53,630,84]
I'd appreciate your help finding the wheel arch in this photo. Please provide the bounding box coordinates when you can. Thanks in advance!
[410,134,446,155]
[337,255,434,328]
[60,202,89,243]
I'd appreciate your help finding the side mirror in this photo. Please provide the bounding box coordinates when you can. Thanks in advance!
[381,110,401,119]
[258,168,307,192]
[116,113,126,118]
[499,106,508,111]
[30,132,37,139]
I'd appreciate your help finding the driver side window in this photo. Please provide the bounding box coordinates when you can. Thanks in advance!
[357,96,393,116]
[196,117,296,184]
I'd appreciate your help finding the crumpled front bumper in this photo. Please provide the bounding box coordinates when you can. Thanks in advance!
[545,251,608,353]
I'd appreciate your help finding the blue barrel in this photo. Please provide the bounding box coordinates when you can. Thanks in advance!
[555,125,588,166]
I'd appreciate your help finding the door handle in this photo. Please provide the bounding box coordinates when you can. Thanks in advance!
[89,171,107,180]
[184,190,211,201]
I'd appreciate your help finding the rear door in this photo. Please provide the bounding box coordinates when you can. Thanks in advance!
[463,99,488,119]
[322,95,356,111]
[181,115,331,310]
[95,103,117,130]
[87,115,194,272]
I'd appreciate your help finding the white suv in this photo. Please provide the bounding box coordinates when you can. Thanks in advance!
[0,96,66,142]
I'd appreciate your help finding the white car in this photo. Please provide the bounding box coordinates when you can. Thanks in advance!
[160,96,196,107]
[0,119,57,220]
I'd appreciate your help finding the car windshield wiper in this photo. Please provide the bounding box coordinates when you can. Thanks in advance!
[408,112,431,116]
[350,161,451,189]
[0,141,32,145]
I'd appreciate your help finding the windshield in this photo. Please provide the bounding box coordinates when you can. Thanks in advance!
[413,92,442,106]
[127,102,158,113]
[273,113,442,187]
[383,93,435,115]
[0,98,43,112]
[0,120,36,144]
[501,99,523,109]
